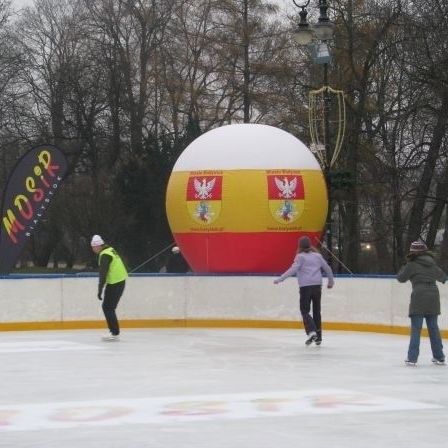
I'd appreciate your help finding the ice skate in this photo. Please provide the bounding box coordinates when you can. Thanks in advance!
[404,359,417,366]
[431,358,446,366]
[102,333,120,342]
[314,330,322,345]
[305,331,317,346]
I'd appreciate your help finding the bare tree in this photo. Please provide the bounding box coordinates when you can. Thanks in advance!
[332,0,403,271]
[401,0,448,251]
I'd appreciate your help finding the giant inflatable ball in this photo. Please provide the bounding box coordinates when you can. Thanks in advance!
[165,124,328,273]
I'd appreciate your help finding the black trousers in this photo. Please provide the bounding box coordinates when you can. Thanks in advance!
[102,281,125,336]
[299,285,322,337]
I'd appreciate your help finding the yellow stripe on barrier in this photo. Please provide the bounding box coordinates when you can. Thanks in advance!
[1,319,446,338]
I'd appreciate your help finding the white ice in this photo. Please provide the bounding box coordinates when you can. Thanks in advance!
[1,328,447,448]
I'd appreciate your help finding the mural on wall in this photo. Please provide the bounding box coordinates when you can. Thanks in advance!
[166,124,328,273]
[0,145,68,274]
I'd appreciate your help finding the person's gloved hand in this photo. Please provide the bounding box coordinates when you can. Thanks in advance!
[97,292,103,301]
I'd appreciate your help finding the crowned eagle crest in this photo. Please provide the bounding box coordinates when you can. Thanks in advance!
[275,177,297,199]
[194,177,216,200]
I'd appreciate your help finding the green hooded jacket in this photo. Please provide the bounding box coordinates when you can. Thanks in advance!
[397,253,447,316]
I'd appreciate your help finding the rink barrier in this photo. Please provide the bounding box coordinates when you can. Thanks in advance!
[0,273,447,337]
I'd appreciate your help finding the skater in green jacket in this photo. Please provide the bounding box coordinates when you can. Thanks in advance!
[91,235,128,341]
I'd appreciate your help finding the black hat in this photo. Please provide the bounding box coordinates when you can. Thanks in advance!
[299,236,311,250]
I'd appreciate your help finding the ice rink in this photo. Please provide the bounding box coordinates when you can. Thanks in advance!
[1,327,447,447]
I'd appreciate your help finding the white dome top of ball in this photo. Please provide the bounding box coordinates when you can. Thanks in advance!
[172,124,321,171]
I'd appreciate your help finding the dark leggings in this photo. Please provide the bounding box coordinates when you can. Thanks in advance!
[299,285,322,337]
[102,281,125,335]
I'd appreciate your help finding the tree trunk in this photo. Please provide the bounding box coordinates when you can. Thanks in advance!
[406,90,448,247]
[426,174,448,248]
[439,210,448,273]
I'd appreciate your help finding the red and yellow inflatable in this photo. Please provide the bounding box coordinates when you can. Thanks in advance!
[166,124,328,273]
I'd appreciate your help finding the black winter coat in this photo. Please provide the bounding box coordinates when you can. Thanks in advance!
[397,253,447,316]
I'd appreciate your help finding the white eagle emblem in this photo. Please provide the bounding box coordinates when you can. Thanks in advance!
[275,177,297,199]
[194,177,216,199]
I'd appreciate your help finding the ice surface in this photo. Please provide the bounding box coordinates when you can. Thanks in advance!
[0,328,447,447]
